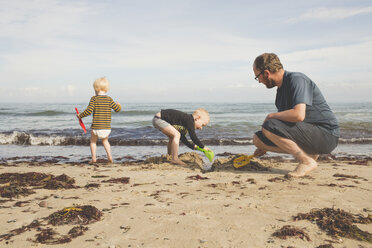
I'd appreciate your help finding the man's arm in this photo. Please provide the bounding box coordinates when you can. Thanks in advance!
[265,103,306,123]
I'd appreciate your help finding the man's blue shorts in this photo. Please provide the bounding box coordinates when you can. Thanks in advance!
[255,119,339,155]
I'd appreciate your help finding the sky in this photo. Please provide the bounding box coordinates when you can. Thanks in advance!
[0,0,372,103]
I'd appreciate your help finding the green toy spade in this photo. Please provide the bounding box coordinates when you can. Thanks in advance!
[195,145,215,162]
[195,145,214,172]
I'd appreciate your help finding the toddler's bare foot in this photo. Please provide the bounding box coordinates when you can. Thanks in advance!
[89,160,97,165]
[171,159,186,166]
[288,161,318,177]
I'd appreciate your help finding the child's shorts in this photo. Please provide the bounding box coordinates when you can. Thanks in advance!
[152,116,171,131]
[92,129,111,139]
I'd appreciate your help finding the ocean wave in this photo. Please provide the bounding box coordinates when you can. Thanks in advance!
[0,111,69,117]
[0,131,87,146]
[25,110,68,116]
[1,131,372,146]
[0,131,253,146]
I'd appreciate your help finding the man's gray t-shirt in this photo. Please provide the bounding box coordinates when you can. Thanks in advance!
[275,71,340,137]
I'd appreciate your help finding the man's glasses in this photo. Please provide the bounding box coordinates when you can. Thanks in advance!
[254,70,264,81]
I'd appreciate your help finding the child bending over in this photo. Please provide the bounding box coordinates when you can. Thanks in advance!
[152,108,210,165]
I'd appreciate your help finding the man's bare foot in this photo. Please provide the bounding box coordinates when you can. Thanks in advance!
[171,159,186,166]
[288,161,318,177]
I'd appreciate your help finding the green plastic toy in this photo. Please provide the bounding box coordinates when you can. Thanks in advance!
[196,146,214,162]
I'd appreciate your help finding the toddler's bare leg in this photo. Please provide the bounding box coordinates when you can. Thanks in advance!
[102,137,113,163]
[90,131,98,163]
[161,126,186,165]
[167,137,172,155]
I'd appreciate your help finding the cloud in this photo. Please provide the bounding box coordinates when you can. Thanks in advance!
[1,1,371,102]
[66,85,76,96]
[0,0,93,41]
[281,39,372,91]
[287,6,372,23]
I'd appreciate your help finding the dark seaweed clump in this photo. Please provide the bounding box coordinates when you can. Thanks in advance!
[34,225,89,244]
[0,220,41,241]
[272,225,311,241]
[0,205,101,244]
[47,205,103,226]
[102,177,130,184]
[35,228,71,244]
[0,172,77,198]
[0,184,35,198]
[294,208,372,243]
[187,175,209,181]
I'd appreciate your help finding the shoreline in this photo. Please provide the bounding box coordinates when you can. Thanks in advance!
[1,143,372,165]
[0,152,371,247]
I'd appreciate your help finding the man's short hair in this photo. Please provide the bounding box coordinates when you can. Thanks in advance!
[254,53,283,73]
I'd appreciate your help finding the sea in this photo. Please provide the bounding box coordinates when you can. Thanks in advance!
[1,102,372,163]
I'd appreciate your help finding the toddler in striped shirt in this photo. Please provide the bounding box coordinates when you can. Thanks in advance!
[77,77,121,163]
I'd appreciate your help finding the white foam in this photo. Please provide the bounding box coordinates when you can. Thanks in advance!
[0,131,67,146]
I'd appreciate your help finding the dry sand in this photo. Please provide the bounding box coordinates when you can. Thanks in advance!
[0,153,371,248]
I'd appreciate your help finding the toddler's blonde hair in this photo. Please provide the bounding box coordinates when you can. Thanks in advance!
[93,77,109,92]
[193,108,210,124]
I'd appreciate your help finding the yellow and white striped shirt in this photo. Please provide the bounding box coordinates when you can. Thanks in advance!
[79,95,121,130]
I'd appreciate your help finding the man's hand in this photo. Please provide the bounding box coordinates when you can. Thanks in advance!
[253,148,266,157]
[264,104,306,123]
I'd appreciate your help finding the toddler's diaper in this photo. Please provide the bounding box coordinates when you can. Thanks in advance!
[92,129,111,139]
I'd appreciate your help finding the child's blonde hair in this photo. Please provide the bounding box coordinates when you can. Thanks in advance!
[193,108,210,124]
[93,77,110,92]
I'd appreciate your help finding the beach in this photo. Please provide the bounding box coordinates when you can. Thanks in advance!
[1,153,371,248]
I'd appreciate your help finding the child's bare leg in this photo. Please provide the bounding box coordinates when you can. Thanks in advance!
[90,131,98,163]
[161,126,186,165]
[167,137,172,155]
[102,137,113,163]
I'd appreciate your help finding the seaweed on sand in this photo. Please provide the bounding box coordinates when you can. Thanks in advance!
[0,220,41,241]
[102,177,130,184]
[68,225,88,238]
[333,173,366,181]
[35,228,71,244]
[187,175,209,181]
[272,225,311,241]
[0,206,100,244]
[84,183,100,188]
[0,172,76,188]
[0,183,35,198]
[34,225,88,244]
[294,208,372,243]
[47,205,103,226]
[0,172,77,199]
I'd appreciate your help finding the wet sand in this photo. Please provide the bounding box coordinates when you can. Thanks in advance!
[0,153,371,248]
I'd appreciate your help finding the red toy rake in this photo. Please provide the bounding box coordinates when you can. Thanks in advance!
[75,108,87,133]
